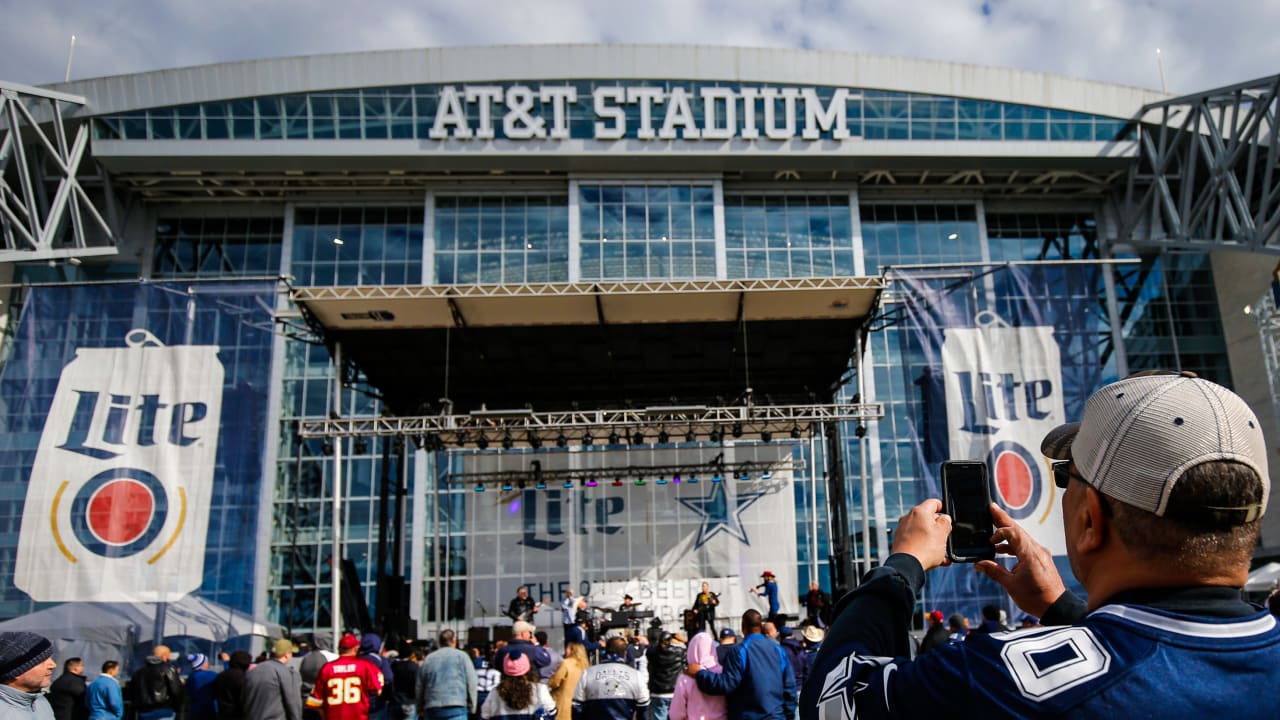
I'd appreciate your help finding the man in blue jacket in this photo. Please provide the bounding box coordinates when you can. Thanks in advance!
[85,661,124,720]
[688,610,796,720]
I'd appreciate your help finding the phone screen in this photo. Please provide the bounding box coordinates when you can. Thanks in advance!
[943,461,995,561]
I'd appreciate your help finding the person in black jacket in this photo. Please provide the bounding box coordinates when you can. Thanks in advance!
[645,632,685,720]
[47,657,88,720]
[916,611,950,655]
[133,645,184,720]
[212,650,253,720]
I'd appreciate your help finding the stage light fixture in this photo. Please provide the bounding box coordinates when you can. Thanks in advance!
[556,434,568,448]
[517,479,526,490]
[709,428,722,443]
[473,483,485,492]
[535,479,547,490]
[731,422,743,438]
[612,477,624,487]
[672,473,681,484]
[739,471,750,481]
[529,434,543,449]
[586,478,598,487]
[658,429,670,444]
[501,481,514,491]
[631,431,645,445]
[761,471,773,480]
[685,429,696,443]
[502,434,514,450]
[635,477,646,486]
[854,424,867,438]
[711,473,722,483]
[609,431,621,445]
[687,474,699,484]
[656,477,667,485]
[760,431,772,443]
[476,435,490,450]
[790,426,802,439]
[353,438,369,454]
[320,440,334,456]
[582,433,594,446]
[563,480,574,489]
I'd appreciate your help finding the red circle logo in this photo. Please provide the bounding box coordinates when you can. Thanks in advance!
[995,450,1033,510]
[86,479,155,546]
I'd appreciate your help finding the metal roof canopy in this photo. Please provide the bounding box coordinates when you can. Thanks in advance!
[293,277,883,416]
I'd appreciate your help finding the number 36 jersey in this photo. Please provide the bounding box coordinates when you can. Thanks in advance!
[308,656,385,720]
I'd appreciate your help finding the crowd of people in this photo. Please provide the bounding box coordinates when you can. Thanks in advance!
[6,371,1280,719]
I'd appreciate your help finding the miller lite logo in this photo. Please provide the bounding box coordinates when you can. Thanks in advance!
[15,329,223,601]
[942,318,1066,555]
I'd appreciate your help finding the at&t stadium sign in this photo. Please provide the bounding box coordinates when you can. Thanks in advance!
[425,84,856,142]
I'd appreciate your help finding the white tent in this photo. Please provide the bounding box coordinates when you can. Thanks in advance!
[1246,562,1280,593]
[0,596,282,677]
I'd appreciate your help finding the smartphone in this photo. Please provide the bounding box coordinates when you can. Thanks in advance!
[941,460,996,562]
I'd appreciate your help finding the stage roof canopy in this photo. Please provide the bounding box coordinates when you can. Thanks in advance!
[292,277,883,416]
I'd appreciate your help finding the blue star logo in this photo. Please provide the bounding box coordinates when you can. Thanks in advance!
[678,482,767,549]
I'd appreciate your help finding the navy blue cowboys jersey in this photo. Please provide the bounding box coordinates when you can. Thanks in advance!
[801,555,1280,719]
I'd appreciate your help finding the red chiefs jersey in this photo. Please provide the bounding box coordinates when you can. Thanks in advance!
[307,655,385,720]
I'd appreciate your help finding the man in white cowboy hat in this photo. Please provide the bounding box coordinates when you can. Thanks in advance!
[802,371,1280,719]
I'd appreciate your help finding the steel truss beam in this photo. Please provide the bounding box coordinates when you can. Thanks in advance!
[1118,73,1280,253]
[0,81,119,262]
[449,458,806,488]
[296,402,883,446]
[1252,285,1280,431]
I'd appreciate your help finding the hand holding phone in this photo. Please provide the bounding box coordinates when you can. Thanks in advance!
[941,460,996,562]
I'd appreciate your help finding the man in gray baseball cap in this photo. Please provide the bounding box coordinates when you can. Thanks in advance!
[801,371,1280,719]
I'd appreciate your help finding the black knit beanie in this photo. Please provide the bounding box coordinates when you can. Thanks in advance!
[0,632,53,682]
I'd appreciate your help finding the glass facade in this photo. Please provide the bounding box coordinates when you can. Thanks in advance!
[153,217,284,278]
[291,207,424,286]
[95,81,1133,144]
[433,196,569,284]
[578,184,717,280]
[724,195,854,278]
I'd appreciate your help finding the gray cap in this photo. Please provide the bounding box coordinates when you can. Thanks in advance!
[1041,371,1269,522]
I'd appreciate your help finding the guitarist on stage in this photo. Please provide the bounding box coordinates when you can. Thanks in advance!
[506,586,542,622]
[692,581,720,634]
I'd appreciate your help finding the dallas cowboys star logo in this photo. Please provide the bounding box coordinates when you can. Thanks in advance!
[678,481,767,549]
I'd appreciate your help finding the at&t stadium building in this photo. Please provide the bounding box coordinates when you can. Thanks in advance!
[1,45,1277,647]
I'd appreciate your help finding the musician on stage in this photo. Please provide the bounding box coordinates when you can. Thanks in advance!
[692,581,720,634]
[561,589,579,637]
[618,594,639,613]
[750,571,780,623]
[506,586,542,622]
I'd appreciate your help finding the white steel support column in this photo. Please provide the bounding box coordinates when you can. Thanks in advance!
[254,203,294,627]
[976,198,997,309]
[713,179,727,279]
[422,191,435,284]
[849,189,865,276]
[855,335,871,575]
[409,447,427,625]
[568,179,581,283]
[330,342,345,642]
[808,428,820,585]
[862,333,890,563]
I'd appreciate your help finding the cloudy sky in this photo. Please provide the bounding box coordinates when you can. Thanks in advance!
[1,0,1276,93]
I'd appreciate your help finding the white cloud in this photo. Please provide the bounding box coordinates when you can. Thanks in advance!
[0,0,1275,93]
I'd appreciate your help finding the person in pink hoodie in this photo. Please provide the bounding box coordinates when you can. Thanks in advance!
[669,632,726,720]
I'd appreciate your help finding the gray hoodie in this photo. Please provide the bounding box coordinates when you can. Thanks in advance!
[0,683,55,719]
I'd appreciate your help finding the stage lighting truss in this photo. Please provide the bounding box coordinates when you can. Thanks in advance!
[296,401,883,449]
[445,457,807,491]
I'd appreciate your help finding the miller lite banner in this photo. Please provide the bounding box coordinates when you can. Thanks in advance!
[0,281,275,609]
[461,445,799,633]
[893,265,1108,565]
[942,322,1067,554]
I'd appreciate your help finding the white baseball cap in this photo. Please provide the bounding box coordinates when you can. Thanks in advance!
[1041,371,1269,522]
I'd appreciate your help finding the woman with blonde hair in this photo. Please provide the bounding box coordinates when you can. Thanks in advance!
[480,650,557,720]
[670,631,726,720]
[548,642,589,719]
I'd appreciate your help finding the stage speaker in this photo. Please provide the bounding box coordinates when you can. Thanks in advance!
[493,625,514,643]
[468,627,490,647]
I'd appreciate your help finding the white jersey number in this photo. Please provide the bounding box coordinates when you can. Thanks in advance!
[1000,627,1111,702]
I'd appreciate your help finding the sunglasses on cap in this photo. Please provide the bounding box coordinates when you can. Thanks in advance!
[1051,461,1086,490]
